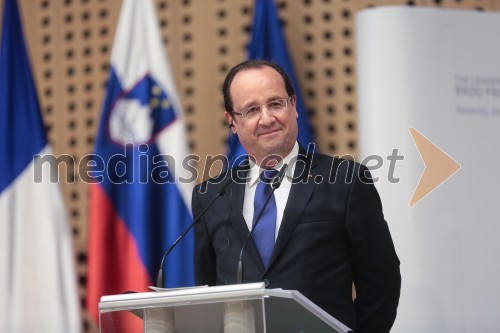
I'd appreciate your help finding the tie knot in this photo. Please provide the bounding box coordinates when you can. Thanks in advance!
[260,169,279,184]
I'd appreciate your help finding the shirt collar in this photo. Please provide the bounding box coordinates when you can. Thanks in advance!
[247,142,299,188]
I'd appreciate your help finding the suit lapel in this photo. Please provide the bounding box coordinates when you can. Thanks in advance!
[228,164,266,272]
[265,147,317,273]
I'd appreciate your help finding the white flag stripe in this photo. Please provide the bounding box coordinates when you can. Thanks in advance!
[0,145,80,332]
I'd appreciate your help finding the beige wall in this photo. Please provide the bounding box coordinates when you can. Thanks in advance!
[3,0,500,331]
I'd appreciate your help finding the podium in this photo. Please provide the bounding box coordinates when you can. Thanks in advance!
[99,282,352,333]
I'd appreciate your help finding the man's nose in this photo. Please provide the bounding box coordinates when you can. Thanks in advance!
[259,106,275,124]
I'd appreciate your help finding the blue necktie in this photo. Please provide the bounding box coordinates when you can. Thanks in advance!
[252,169,279,267]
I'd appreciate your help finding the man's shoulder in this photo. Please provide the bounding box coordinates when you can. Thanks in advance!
[310,152,363,171]
[306,151,372,185]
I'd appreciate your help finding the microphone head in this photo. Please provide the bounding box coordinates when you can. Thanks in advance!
[271,163,288,190]
[217,172,235,196]
[217,166,240,196]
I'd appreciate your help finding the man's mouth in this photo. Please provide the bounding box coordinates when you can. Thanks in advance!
[258,128,280,136]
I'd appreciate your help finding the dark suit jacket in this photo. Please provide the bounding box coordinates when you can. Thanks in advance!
[192,147,401,332]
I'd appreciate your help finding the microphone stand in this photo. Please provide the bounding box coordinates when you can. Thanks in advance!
[156,174,235,288]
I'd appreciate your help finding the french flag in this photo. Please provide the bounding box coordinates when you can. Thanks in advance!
[86,0,194,330]
[0,0,80,331]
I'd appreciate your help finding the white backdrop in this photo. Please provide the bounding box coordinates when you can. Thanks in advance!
[357,7,500,333]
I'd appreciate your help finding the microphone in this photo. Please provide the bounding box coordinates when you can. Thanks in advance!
[236,163,288,284]
[156,173,235,288]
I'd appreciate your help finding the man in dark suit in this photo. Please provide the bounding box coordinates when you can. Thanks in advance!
[192,60,401,332]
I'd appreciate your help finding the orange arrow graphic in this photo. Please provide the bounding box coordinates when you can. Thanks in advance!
[409,127,461,207]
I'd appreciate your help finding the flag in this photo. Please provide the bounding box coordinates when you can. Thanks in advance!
[227,0,316,163]
[86,0,194,330]
[0,0,80,332]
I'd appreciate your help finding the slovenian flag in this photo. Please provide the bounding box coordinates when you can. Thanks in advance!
[0,0,80,331]
[228,0,316,162]
[86,0,194,330]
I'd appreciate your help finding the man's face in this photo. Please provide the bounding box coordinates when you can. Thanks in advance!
[225,66,298,167]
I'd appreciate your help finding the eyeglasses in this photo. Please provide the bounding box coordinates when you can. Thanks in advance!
[232,96,291,119]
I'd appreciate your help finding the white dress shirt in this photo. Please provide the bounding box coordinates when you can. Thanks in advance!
[242,142,299,240]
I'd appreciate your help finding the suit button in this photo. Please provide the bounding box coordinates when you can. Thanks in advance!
[263,279,270,287]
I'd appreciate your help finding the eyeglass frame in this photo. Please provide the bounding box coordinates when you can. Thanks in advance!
[231,96,293,119]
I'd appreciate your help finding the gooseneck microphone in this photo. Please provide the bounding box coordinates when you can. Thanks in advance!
[236,163,288,284]
[156,173,235,288]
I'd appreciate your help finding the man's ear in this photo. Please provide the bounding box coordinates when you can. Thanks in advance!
[225,111,237,134]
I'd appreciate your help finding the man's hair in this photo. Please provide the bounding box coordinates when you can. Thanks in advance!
[222,59,295,115]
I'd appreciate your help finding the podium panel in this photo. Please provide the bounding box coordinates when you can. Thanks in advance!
[99,283,351,333]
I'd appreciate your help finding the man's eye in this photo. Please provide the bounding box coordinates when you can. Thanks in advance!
[268,100,285,109]
[245,107,260,116]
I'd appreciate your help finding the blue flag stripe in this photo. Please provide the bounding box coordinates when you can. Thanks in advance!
[0,0,47,194]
